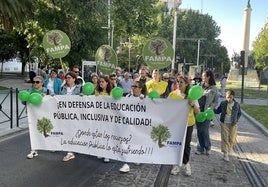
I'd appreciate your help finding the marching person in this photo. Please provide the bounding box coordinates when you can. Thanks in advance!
[169,75,200,176]
[26,76,50,159]
[214,89,241,162]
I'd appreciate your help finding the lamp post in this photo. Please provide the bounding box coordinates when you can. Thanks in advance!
[177,38,206,72]
[172,0,182,70]
[127,37,132,72]
[101,0,112,46]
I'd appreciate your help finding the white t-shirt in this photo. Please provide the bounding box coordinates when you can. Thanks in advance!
[224,102,234,123]
[47,79,54,94]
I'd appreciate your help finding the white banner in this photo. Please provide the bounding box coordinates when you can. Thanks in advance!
[27,95,189,165]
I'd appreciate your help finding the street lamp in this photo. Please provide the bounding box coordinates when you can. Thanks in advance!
[172,0,182,70]
[101,0,112,46]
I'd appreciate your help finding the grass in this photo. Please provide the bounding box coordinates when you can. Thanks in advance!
[216,81,268,129]
[217,82,268,99]
[240,104,268,129]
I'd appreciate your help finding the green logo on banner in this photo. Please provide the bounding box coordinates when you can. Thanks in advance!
[42,30,71,58]
[142,37,174,70]
[95,45,117,75]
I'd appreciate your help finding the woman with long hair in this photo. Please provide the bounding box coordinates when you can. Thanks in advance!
[169,75,200,176]
[195,70,219,155]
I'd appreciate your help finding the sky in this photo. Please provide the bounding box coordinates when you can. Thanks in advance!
[179,0,268,58]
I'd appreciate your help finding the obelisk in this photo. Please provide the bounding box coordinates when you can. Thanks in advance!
[242,0,252,67]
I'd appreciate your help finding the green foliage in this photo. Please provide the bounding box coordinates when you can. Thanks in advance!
[0,30,16,62]
[253,29,268,70]
[1,0,229,74]
[0,0,33,30]
[37,117,53,137]
[151,124,171,148]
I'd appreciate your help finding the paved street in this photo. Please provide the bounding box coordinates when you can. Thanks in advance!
[0,77,268,186]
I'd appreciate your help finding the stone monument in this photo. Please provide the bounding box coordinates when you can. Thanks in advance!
[228,0,260,87]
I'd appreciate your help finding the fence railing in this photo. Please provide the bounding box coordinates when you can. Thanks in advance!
[0,88,27,129]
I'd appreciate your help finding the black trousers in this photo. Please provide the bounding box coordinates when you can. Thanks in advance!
[183,125,194,165]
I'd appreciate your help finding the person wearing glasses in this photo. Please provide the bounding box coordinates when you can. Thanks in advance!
[119,80,147,173]
[169,75,200,176]
[95,75,112,162]
[109,73,122,89]
[44,69,62,95]
[145,69,168,98]
[60,71,82,161]
[71,65,85,85]
[26,76,51,159]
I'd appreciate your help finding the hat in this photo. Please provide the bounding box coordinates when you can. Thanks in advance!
[163,73,169,79]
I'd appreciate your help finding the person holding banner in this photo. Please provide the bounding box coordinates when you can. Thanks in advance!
[168,75,200,176]
[145,69,168,98]
[195,70,219,155]
[95,75,112,162]
[27,76,51,159]
[119,80,147,173]
[60,71,82,161]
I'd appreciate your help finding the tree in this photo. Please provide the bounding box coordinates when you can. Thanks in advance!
[0,30,17,75]
[253,29,268,70]
[151,124,171,148]
[156,8,229,73]
[0,0,33,30]
[37,117,53,138]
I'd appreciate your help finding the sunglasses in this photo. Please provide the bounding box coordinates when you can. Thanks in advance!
[74,71,79,73]
[131,85,140,88]
[33,81,41,84]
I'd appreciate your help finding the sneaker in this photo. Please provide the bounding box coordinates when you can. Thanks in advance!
[119,164,130,173]
[223,153,230,162]
[171,165,180,175]
[62,152,75,162]
[27,151,38,159]
[104,158,110,163]
[206,150,211,155]
[195,150,204,155]
[184,163,191,176]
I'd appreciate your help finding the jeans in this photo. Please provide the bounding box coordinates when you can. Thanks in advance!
[196,120,211,152]
[183,125,194,164]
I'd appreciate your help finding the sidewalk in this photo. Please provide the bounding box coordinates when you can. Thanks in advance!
[1,77,268,186]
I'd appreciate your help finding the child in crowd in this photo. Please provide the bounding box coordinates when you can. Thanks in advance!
[214,89,241,162]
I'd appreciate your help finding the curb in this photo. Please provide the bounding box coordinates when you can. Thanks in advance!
[241,110,268,137]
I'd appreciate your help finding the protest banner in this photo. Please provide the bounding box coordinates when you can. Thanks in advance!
[27,95,189,165]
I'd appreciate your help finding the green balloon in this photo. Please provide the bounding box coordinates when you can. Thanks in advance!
[148,90,160,99]
[112,87,123,99]
[196,112,206,122]
[83,82,94,95]
[29,93,43,105]
[205,108,215,120]
[18,90,30,101]
[188,85,203,100]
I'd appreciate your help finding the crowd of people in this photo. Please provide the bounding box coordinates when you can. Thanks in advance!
[26,65,241,177]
